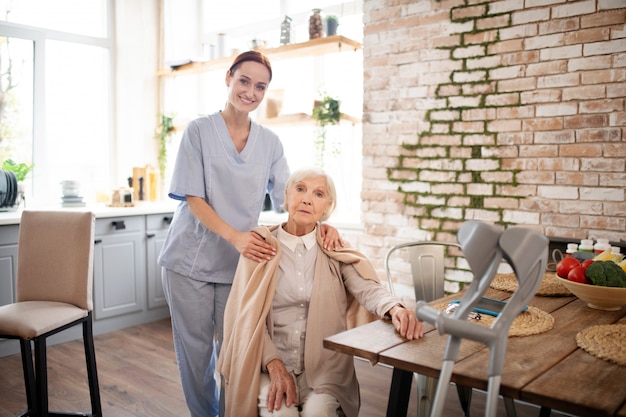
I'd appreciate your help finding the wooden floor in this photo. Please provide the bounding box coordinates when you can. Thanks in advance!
[0,318,576,417]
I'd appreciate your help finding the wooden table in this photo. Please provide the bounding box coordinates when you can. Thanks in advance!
[324,288,626,417]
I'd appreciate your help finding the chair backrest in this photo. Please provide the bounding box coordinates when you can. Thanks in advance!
[385,241,461,302]
[16,210,96,310]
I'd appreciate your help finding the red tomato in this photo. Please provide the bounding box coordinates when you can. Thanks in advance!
[556,257,580,278]
[581,260,594,270]
[567,265,590,284]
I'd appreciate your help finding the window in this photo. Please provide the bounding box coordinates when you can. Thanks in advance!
[0,0,107,37]
[0,36,33,178]
[0,0,111,205]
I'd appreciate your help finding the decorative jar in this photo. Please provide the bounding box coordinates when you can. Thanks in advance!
[309,9,324,40]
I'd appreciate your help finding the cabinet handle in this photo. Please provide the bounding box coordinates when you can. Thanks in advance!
[111,220,126,230]
[94,239,102,244]
[163,216,173,225]
[146,233,155,238]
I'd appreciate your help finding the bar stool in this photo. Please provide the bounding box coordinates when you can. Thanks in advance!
[0,210,102,417]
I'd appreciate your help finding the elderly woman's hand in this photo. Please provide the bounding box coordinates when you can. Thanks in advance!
[265,359,298,412]
[389,305,424,340]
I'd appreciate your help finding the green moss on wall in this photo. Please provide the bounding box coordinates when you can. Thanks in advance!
[386,1,526,288]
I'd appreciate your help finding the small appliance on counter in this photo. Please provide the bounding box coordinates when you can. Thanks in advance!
[60,180,86,207]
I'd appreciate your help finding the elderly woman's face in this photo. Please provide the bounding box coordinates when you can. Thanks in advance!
[285,176,332,233]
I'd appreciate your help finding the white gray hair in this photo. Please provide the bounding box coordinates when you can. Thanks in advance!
[282,166,337,221]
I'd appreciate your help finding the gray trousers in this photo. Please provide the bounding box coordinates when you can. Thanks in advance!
[162,267,231,417]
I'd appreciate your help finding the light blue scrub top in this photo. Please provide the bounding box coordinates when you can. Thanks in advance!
[158,112,290,284]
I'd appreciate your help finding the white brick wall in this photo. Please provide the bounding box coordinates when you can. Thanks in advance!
[362,0,626,289]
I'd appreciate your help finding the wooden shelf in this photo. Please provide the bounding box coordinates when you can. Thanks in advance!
[258,112,361,126]
[157,35,362,77]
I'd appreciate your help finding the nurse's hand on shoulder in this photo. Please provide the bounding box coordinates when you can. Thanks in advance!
[320,223,345,251]
[233,231,277,262]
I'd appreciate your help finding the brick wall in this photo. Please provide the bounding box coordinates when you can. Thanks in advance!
[361,0,626,292]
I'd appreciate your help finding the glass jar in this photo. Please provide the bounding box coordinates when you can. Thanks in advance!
[309,9,324,40]
[280,15,292,45]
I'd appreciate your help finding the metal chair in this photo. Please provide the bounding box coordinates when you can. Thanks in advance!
[0,210,102,417]
[415,220,549,417]
[384,241,473,417]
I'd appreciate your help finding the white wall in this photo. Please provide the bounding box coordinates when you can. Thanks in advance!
[113,0,160,191]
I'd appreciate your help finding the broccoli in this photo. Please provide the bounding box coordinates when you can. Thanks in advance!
[585,261,626,288]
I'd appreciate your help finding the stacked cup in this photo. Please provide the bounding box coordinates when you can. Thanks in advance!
[60,180,85,207]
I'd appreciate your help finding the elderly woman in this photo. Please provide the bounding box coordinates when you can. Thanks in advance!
[217,167,423,417]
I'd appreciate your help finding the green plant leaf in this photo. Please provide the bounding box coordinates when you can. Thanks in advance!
[312,94,341,127]
[2,159,34,182]
[154,113,176,182]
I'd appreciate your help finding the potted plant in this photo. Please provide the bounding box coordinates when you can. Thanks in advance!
[154,113,176,184]
[2,159,34,182]
[312,93,341,166]
[325,15,339,36]
[2,159,34,206]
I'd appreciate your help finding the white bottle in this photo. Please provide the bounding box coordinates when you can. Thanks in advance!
[594,238,610,254]
[565,243,578,257]
[579,239,594,253]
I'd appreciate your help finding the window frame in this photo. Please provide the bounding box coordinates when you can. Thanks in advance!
[0,1,114,203]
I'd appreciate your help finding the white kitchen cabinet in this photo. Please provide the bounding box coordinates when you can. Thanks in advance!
[0,225,18,307]
[145,213,173,309]
[93,216,146,319]
[0,225,19,356]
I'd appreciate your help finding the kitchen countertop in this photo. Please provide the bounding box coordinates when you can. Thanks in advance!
[0,202,364,232]
[0,201,180,226]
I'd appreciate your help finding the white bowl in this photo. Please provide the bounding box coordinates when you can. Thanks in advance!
[558,276,626,311]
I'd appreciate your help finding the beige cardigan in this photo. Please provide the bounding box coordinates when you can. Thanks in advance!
[217,225,399,417]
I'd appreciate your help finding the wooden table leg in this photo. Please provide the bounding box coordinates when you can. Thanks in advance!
[386,367,413,417]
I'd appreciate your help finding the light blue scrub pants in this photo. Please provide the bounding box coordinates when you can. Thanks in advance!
[162,267,231,417]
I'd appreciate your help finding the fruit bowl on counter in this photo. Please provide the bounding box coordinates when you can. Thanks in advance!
[557,277,626,311]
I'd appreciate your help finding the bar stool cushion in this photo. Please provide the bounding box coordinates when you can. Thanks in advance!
[0,301,88,339]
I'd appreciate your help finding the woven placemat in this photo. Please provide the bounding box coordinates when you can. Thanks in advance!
[490,272,572,296]
[576,324,626,366]
[434,302,554,337]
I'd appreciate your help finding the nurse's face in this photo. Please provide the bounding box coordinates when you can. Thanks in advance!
[225,61,270,113]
